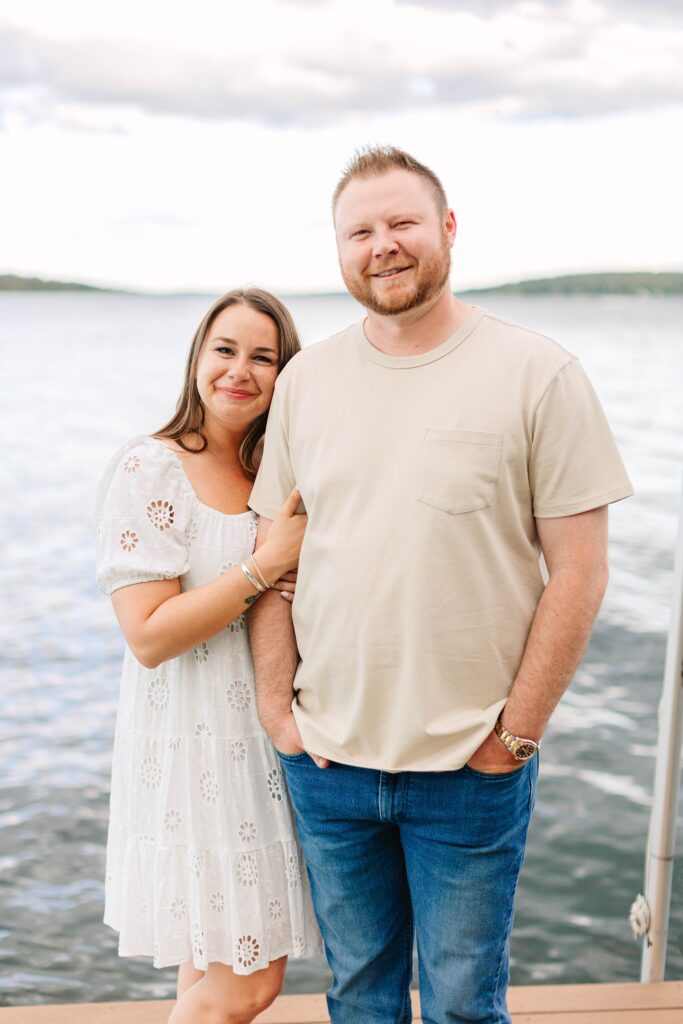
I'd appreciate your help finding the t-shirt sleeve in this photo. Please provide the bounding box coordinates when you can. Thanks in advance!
[530,358,634,518]
[249,384,296,520]
[95,441,191,596]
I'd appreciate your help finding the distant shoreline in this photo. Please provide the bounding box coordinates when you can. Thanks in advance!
[1,271,682,297]
[464,272,683,296]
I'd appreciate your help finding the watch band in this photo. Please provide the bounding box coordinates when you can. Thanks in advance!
[494,718,540,762]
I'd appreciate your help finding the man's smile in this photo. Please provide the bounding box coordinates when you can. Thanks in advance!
[370,265,412,280]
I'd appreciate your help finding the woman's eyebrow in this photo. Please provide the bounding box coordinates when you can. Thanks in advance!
[211,336,278,355]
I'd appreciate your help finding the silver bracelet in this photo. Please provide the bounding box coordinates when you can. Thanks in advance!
[241,561,266,593]
[249,554,271,591]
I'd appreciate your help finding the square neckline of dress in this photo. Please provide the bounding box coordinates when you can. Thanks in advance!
[148,436,257,521]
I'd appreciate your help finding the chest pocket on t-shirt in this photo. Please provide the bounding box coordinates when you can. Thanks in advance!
[418,428,503,516]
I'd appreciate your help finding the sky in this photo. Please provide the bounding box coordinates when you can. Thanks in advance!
[0,0,682,294]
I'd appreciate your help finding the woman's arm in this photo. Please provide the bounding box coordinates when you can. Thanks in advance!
[112,488,305,669]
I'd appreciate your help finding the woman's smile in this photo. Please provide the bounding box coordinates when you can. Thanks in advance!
[216,385,259,400]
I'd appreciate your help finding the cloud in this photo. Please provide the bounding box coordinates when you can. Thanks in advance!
[395,0,515,12]
[0,0,681,129]
[395,0,683,17]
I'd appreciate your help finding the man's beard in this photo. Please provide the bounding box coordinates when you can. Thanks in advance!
[342,235,452,316]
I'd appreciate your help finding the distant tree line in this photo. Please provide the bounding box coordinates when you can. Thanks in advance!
[466,272,683,296]
[0,274,107,292]
[2,271,682,296]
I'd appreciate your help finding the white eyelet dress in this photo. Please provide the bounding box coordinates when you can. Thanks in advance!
[95,436,321,973]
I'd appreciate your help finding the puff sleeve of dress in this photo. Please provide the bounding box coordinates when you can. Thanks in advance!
[95,437,191,596]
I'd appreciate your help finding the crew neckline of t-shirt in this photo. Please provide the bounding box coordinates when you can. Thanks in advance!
[356,305,486,368]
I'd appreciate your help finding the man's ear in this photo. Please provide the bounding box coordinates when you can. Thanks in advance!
[446,209,457,247]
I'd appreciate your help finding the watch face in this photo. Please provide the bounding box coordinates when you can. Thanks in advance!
[513,741,537,761]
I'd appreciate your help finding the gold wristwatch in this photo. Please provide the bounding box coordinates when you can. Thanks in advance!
[494,718,540,762]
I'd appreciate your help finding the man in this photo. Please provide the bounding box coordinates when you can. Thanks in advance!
[247,146,633,1024]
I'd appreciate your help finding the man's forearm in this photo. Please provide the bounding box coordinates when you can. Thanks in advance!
[502,562,608,739]
[468,506,609,772]
[248,516,329,766]
[248,586,299,733]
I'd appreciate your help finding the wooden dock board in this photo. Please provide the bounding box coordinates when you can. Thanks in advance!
[0,982,681,1023]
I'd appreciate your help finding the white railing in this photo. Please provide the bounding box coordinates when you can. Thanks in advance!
[633,474,683,981]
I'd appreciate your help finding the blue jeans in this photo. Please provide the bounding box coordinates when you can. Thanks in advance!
[278,753,538,1024]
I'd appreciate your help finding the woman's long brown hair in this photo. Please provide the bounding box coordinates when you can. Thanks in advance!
[155,288,301,479]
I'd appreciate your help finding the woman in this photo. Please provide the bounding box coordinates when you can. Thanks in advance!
[95,288,321,1024]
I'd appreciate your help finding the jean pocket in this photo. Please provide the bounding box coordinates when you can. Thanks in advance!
[276,750,309,763]
[418,428,502,516]
[462,762,527,781]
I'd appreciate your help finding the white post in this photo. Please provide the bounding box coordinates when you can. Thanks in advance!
[640,474,683,982]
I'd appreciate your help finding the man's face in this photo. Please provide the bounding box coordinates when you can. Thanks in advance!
[334,169,456,316]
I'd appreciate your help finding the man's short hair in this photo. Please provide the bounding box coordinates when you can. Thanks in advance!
[332,145,449,217]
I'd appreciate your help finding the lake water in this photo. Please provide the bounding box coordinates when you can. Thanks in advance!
[1,291,682,1005]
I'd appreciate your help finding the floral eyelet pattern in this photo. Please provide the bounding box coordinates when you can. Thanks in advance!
[168,736,182,752]
[219,560,236,576]
[193,642,209,664]
[199,769,218,804]
[146,499,175,531]
[120,530,139,552]
[268,897,282,920]
[238,821,257,844]
[170,896,186,920]
[267,766,283,801]
[191,850,204,877]
[226,679,251,713]
[123,455,141,474]
[164,808,182,832]
[236,852,259,888]
[231,740,247,764]
[236,934,261,969]
[185,517,199,548]
[192,922,205,958]
[210,890,225,913]
[293,934,306,957]
[286,852,301,889]
[194,722,212,739]
[228,614,246,634]
[140,756,162,788]
[147,674,169,711]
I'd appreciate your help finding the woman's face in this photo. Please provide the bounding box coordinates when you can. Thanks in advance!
[196,303,280,433]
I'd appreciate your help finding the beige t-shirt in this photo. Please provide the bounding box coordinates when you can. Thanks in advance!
[250,307,633,771]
